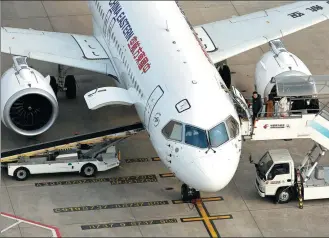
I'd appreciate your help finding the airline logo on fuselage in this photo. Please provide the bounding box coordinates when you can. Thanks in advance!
[109,1,151,74]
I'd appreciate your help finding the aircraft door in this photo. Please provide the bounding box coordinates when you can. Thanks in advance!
[144,85,164,130]
[231,86,253,136]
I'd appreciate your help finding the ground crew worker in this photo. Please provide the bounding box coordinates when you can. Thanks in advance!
[265,94,274,117]
[252,91,262,124]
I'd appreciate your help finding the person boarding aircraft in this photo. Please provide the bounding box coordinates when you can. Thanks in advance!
[1,1,328,201]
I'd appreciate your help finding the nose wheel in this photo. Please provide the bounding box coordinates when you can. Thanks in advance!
[181,184,200,202]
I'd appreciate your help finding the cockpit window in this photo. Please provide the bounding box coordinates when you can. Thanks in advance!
[209,122,229,147]
[184,125,208,149]
[226,116,239,139]
[162,120,183,141]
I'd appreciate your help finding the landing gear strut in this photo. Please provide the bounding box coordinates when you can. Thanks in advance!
[181,183,200,202]
[49,65,76,99]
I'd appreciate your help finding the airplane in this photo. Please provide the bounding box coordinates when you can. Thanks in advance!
[1,1,328,201]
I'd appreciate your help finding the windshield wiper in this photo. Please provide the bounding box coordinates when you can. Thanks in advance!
[205,132,216,154]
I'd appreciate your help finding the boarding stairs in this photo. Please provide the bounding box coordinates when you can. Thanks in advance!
[244,103,329,150]
[230,73,329,151]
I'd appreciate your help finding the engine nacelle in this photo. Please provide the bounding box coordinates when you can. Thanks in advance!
[1,57,58,136]
[255,39,312,100]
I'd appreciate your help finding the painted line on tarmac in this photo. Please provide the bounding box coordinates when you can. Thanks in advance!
[53,200,169,213]
[124,157,161,163]
[125,158,149,163]
[180,201,232,238]
[159,173,175,178]
[172,196,223,204]
[77,196,232,237]
[81,218,178,230]
[35,174,157,187]
[151,157,160,161]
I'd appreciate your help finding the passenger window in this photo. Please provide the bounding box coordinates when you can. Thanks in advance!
[185,125,208,149]
[162,121,183,141]
[208,122,229,147]
[226,116,239,139]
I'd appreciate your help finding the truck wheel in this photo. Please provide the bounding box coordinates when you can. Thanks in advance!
[80,164,97,177]
[275,187,292,204]
[14,167,30,181]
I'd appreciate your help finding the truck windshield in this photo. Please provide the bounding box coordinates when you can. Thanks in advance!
[185,125,208,149]
[258,152,273,177]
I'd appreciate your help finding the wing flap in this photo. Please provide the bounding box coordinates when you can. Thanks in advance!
[71,34,109,60]
[1,27,118,76]
[84,87,135,110]
[195,1,329,64]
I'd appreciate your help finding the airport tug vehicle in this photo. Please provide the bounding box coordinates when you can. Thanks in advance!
[250,144,329,207]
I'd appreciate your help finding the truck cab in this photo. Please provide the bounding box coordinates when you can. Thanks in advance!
[251,149,295,203]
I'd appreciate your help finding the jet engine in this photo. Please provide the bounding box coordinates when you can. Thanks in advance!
[1,56,59,136]
[255,39,312,100]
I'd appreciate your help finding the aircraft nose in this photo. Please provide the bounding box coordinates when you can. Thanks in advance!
[191,152,240,192]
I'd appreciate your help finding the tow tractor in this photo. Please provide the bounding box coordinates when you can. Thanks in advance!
[1,123,144,181]
[250,143,329,207]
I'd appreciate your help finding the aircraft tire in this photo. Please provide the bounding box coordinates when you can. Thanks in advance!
[50,76,58,96]
[64,75,77,99]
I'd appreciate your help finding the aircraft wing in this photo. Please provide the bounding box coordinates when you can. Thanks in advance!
[1,27,118,76]
[194,1,329,64]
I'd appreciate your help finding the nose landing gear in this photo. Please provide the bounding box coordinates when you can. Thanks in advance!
[181,183,200,202]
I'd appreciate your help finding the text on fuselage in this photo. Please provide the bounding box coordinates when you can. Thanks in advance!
[108,1,151,74]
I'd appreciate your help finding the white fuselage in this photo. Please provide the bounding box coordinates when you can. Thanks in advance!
[88,1,241,192]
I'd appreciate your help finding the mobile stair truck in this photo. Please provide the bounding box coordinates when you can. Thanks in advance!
[249,146,329,208]
[229,69,329,208]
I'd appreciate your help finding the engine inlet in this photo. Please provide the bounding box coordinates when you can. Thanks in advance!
[9,94,53,131]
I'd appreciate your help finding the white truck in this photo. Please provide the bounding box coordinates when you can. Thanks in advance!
[6,143,120,181]
[250,144,329,205]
